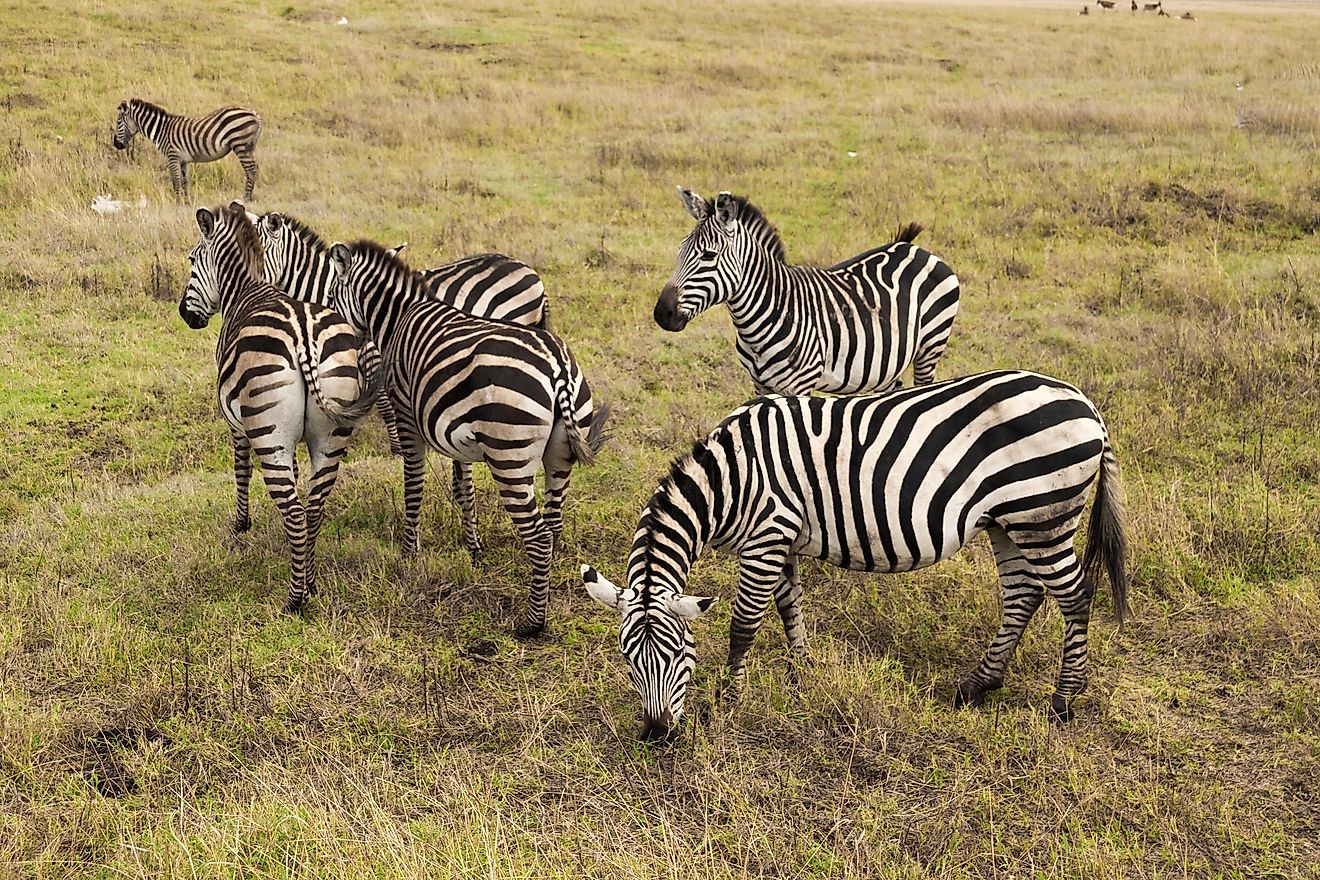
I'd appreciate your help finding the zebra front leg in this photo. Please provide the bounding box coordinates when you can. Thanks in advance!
[452,460,482,559]
[491,468,553,638]
[234,143,258,200]
[230,430,253,535]
[400,434,427,559]
[723,542,791,700]
[167,156,185,203]
[378,397,404,455]
[773,556,808,660]
[956,525,1045,709]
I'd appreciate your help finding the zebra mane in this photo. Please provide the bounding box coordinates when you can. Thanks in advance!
[217,202,263,275]
[275,213,332,253]
[346,238,424,283]
[128,97,168,116]
[708,194,786,262]
[635,438,719,601]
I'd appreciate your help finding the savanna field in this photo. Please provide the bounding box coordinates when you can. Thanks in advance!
[2,0,1319,876]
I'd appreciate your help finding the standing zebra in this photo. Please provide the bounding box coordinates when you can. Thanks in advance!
[654,188,961,396]
[328,240,609,637]
[112,98,262,201]
[253,210,549,557]
[584,370,1127,741]
[179,201,381,612]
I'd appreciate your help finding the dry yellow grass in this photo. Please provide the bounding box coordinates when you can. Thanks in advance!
[1,0,1318,877]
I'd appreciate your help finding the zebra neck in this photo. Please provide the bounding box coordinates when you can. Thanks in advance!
[281,244,336,306]
[724,250,817,353]
[132,103,173,145]
[637,448,736,594]
[362,273,437,346]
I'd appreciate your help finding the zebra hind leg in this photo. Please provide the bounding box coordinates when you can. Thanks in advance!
[1042,557,1093,724]
[254,446,309,613]
[235,143,258,200]
[540,431,576,553]
[230,430,253,535]
[295,424,352,611]
[956,524,1045,710]
[451,460,482,560]
[491,466,554,639]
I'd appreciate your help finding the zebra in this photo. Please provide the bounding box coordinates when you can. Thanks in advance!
[654,188,961,397]
[583,370,1127,741]
[178,201,382,612]
[112,98,262,201]
[327,239,610,637]
[251,210,550,557]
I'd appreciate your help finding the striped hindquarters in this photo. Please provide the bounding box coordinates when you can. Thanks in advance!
[419,253,548,329]
[177,106,261,163]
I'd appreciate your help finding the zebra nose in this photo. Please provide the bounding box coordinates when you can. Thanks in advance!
[654,286,688,332]
[639,708,677,743]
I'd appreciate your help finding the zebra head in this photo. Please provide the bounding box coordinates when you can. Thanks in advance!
[654,188,750,332]
[253,211,295,287]
[582,563,716,742]
[180,201,262,330]
[326,240,386,338]
[111,100,138,150]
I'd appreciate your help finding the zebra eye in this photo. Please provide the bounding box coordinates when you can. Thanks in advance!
[701,249,716,260]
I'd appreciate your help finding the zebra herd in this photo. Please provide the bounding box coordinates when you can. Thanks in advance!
[136,97,1128,742]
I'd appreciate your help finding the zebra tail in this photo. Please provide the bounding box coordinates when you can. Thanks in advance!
[553,364,609,465]
[893,222,923,244]
[537,298,552,333]
[302,347,388,428]
[1081,441,1129,625]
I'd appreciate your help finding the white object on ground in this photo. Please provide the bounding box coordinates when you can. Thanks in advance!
[91,194,127,215]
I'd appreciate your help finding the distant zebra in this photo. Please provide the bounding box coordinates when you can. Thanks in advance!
[655,189,961,397]
[1095,0,1115,8]
[253,211,549,556]
[179,202,381,612]
[113,98,261,201]
[584,371,1127,741]
[328,240,609,637]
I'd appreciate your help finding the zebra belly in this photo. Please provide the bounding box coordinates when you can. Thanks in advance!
[190,144,233,163]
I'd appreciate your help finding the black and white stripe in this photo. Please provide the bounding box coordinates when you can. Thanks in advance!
[253,211,551,554]
[584,370,1127,740]
[179,201,380,612]
[328,240,609,637]
[113,98,262,201]
[654,188,961,396]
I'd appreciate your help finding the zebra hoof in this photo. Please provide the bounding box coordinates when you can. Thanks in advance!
[232,516,251,535]
[513,619,546,640]
[954,678,1002,709]
[284,595,309,615]
[1049,693,1077,724]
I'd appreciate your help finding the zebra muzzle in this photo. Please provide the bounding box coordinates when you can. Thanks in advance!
[653,286,689,332]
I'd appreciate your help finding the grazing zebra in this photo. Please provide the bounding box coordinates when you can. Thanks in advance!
[327,240,609,637]
[252,211,550,556]
[112,98,261,201]
[1096,0,1115,8]
[584,370,1127,741]
[654,188,961,397]
[179,201,381,612]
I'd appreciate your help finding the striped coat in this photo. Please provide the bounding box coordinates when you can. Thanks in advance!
[179,201,380,611]
[113,98,262,200]
[328,240,609,637]
[585,370,1127,740]
[655,189,960,396]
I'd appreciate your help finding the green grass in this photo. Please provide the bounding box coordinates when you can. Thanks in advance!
[2,0,1319,876]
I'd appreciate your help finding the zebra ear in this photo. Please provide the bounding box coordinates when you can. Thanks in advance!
[582,564,627,611]
[328,242,352,277]
[264,212,284,232]
[118,100,127,111]
[677,187,710,222]
[196,208,216,238]
[714,192,739,230]
[666,594,717,620]
[386,242,408,259]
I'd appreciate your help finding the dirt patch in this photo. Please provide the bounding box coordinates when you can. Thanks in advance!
[3,92,46,111]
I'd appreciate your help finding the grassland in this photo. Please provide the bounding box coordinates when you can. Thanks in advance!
[1,0,1318,876]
